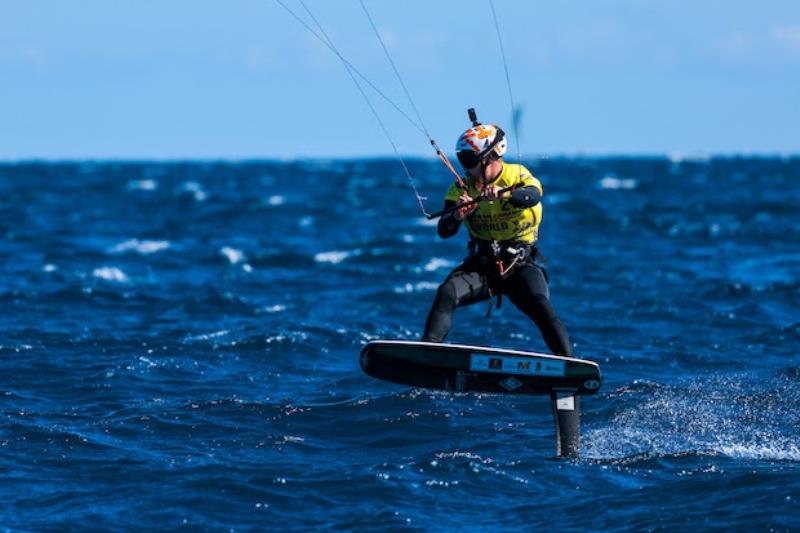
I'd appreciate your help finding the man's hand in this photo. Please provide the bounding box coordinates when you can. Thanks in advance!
[480,184,506,201]
[453,191,478,220]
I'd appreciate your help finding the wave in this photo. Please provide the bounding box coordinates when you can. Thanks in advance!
[110,239,170,255]
[583,374,800,462]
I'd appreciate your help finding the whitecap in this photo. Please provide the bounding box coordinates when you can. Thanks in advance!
[314,249,361,264]
[181,181,207,201]
[0,344,34,353]
[423,257,455,272]
[265,331,309,344]
[43,264,58,273]
[717,442,800,462]
[394,281,440,293]
[93,267,128,282]
[298,216,314,228]
[185,330,230,342]
[220,246,245,265]
[583,375,800,462]
[111,239,170,255]
[138,356,157,368]
[268,195,285,206]
[127,179,158,191]
[599,176,638,190]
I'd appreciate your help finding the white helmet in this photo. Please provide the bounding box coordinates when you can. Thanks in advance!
[455,124,507,168]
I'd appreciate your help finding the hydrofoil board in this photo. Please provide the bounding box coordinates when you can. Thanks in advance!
[360,340,601,395]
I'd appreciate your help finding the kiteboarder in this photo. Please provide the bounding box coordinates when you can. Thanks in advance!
[422,118,574,357]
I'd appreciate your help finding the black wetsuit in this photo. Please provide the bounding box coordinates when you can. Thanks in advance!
[421,248,573,357]
[421,187,573,357]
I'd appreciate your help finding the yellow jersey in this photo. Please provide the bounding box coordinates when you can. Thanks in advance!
[445,162,542,244]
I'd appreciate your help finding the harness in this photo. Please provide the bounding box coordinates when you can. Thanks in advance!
[468,238,537,315]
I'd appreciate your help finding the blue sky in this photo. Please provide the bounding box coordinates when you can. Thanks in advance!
[1,0,799,159]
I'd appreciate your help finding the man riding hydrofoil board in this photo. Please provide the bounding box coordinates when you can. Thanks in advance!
[421,112,573,358]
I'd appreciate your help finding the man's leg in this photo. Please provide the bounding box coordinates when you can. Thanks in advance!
[422,269,489,342]
[505,264,574,357]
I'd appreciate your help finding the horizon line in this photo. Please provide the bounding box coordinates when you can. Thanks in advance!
[1,151,799,164]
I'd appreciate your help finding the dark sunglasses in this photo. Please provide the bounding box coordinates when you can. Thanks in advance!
[457,150,500,170]
[457,150,482,169]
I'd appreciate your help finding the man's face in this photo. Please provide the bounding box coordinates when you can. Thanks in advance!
[464,163,485,182]
[464,158,501,185]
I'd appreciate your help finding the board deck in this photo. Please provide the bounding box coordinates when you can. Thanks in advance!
[360,340,602,395]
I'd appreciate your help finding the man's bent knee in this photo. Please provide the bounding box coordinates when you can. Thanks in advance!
[435,280,459,308]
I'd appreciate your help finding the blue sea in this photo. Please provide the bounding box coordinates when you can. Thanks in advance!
[1,157,798,530]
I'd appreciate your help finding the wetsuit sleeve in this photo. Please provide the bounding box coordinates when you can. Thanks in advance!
[438,183,464,238]
[437,201,461,238]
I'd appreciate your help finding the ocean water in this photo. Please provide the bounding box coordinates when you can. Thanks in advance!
[1,157,798,530]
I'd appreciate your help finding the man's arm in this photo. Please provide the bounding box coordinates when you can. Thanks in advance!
[508,186,541,208]
[437,201,461,239]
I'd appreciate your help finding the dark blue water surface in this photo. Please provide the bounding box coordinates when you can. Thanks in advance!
[1,157,799,530]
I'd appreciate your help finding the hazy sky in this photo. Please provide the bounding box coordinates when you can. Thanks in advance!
[2,1,799,159]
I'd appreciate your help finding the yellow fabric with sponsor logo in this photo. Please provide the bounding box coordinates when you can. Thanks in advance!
[445,162,542,244]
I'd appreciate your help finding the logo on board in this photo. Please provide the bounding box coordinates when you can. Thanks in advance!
[469,354,566,377]
[583,379,601,390]
[499,377,523,391]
